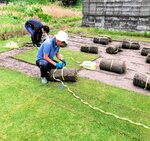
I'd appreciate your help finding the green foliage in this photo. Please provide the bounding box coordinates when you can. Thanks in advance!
[24,5,42,17]
[0,16,20,24]
[4,3,52,22]
[8,0,49,4]
[37,13,52,22]
[2,2,23,11]
[144,32,150,38]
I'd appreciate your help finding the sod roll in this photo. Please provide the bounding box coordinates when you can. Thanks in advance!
[133,73,150,90]
[106,42,122,54]
[49,68,77,82]
[141,48,150,56]
[99,58,126,74]
[99,36,112,42]
[80,46,98,54]
[122,40,140,50]
[146,54,150,63]
[93,37,110,45]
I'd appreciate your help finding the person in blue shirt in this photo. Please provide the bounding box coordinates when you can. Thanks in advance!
[36,31,68,84]
[25,19,50,47]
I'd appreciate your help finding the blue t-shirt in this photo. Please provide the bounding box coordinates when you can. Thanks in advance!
[36,37,60,61]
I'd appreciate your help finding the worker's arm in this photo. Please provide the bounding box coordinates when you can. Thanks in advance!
[56,52,63,61]
[44,54,57,66]
[56,52,66,66]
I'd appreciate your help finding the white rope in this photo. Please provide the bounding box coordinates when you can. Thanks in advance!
[70,57,81,64]
[110,60,114,71]
[52,69,150,130]
[144,75,150,90]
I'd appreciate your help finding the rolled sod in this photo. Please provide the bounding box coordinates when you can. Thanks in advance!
[106,42,122,54]
[49,68,77,82]
[99,58,126,74]
[133,73,150,90]
[122,40,140,50]
[93,37,110,45]
[80,46,98,54]
[141,48,150,56]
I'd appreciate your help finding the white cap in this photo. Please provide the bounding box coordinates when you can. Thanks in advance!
[55,31,68,44]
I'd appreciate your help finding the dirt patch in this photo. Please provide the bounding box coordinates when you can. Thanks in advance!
[42,4,82,18]
[68,36,150,95]
[0,36,150,95]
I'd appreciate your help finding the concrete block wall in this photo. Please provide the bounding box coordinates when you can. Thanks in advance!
[82,0,150,31]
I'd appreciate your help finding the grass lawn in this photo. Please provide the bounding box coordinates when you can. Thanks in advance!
[1,2,150,141]
[0,35,30,53]
[0,67,150,140]
[14,48,99,70]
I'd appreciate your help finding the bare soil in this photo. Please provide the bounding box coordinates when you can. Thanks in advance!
[0,36,150,95]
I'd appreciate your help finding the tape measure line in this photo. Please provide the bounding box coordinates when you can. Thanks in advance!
[52,69,150,130]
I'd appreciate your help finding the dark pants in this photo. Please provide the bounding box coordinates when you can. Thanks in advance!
[36,59,58,79]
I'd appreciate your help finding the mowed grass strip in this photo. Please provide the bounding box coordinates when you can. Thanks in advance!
[0,67,150,140]
[14,48,99,70]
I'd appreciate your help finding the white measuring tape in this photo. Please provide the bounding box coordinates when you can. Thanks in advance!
[53,69,150,130]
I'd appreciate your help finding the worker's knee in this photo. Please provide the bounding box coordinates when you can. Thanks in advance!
[38,60,49,69]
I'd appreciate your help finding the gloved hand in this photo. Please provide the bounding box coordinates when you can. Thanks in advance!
[56,62,63,69]
[61,59,66,66]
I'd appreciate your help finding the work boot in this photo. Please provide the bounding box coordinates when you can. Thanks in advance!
[41,77,48,84]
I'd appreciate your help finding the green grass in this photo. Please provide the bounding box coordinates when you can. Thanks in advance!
[66,27,150,42]
[14,48,99,70]
[0,15,21,25]
[1,2,150,42]
[0,35,30,53]
[0,67,150,140]
[1,3,150,140]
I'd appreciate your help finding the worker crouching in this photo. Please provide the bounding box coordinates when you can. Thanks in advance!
[36,31,68,84]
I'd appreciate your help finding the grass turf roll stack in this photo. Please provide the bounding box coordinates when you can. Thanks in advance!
[141,48,150,56]
[49,68,77,82]
[146,54,150,63]
[122,40,140,50]
[93,37,110,45]
[133,73,150,90]
[99,58,126,74]
[106,42,122,54]
[80,46,98,54]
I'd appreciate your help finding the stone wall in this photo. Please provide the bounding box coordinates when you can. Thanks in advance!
[82,0,150,31]
[0,0,7,3]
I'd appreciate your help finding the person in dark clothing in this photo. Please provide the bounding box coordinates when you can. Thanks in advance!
[25,19,50,47]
